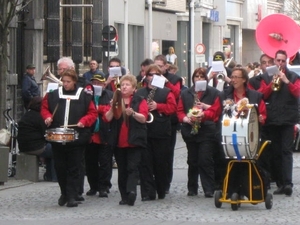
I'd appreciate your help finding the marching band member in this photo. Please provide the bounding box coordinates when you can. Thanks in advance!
[84,74,114,198]
[207,51,232,91]
[103,74,148,206]
[221,67,267,197]
[222,67,266,124]
[41,69,97,207]
[257,50,300,196]
[177,67,222,197]
[136,64,177,201]
[154,54,182,194]
[248,54,274,91]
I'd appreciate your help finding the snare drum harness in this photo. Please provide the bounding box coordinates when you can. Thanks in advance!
[58,86,83,128]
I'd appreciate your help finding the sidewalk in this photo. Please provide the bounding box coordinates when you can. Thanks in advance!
[1,134,300,225]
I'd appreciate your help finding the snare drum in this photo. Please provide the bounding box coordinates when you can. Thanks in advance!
[45,128,78,143]
[221,107,259,159]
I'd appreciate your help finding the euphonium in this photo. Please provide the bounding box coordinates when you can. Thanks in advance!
[41,66,63,86]
[272,67,282,91]
[216,72,225,82]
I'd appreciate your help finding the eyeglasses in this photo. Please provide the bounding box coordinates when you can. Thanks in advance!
[276,59,286,63]
[147,73,157,76]
[231,76,243,79]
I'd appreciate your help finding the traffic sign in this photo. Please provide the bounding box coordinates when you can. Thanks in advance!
[102,25,117,41]
[195,54,205,64]
[195,43,206,54]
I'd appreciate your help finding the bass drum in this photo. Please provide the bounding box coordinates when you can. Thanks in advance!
[221,107,259,159]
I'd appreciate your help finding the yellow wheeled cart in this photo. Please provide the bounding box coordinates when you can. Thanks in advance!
[214,141,273,211]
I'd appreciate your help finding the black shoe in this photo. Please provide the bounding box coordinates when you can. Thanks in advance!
[106,187,110,194]
[158,193,165,199]
[86,189,97,196]
[142,196,156,201]
[99,190,108,198]
[284,184,293,196]
[187,191,197,196]
[205,192,214,198]
[66,199,78,207]
[127,192,136,206]
[119,200,127,205]
[273,186,285,195]
[58,195,67,206]
[75,195,85,201]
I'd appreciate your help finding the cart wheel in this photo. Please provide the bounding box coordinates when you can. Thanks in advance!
[265,193,273,209]
[214,190,222,208]
[231,193,239,211]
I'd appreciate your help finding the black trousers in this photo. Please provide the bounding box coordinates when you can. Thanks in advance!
[52,144,85,200]
[265,125,294,187]
[85,143,113,192]
[114,146,142,201]
[140,138,170,197]
[185,140,215,194]
[165,124,177,191]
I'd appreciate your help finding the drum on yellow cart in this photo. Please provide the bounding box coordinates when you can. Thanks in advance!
[215,106,273,211]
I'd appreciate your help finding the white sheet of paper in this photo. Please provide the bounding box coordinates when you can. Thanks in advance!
[46,83,59,93]
[93,85,103,96]
[266,65,279,76]
[195,80,207,92]
[211,61,224,72]
[151,75,165,89]
[109,67,122,77]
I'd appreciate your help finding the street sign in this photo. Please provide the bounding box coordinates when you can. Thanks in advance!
[195,54,205,64]
[102,25,117,41]
[195,43,206,54]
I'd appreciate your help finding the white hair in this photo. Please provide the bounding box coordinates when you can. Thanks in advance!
[57,57,75,69]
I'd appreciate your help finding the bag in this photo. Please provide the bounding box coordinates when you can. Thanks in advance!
[0,128,11,146]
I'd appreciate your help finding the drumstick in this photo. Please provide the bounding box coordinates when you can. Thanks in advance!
[52,103,59,118]
[60,124,78,128]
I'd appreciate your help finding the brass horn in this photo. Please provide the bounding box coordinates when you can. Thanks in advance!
[272,67,282,91]
[41,66,63,86]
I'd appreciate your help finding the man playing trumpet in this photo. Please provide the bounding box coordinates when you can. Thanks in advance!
[258,49,300,196]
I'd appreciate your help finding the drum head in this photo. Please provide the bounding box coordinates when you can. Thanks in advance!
[248,107,259,158]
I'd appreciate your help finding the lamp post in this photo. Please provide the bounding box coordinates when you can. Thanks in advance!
[188,0,195,87]
[147,0,153,59]
[124,0,129,67]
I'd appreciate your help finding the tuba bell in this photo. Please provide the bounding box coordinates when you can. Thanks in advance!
[256,13,300,59]
[41,66,63,86]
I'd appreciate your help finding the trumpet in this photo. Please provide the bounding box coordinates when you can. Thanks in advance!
[41,66,63,86]
[272,67,282,91]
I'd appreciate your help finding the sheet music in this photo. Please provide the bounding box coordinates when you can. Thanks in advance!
[211,61,224,72]
[151,75,165,89]
[109,67,122,77]
[46,83,59,93]
[93,85,103,96]
[266,65,279,76]
[195,80,207,92]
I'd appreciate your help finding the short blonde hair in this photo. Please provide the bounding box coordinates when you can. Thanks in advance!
[120,74,137,89]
